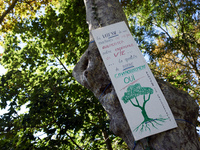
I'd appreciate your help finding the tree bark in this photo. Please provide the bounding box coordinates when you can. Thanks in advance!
[73,0,200,149]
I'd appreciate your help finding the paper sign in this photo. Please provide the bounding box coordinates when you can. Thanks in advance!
[92,21,177,141]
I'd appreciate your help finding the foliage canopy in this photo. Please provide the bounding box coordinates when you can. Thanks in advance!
[124,0,200,101]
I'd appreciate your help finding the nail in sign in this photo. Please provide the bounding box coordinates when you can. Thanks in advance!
[92,21,177,141]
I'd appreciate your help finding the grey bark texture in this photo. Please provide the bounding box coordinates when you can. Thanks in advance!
[73,0,200,149]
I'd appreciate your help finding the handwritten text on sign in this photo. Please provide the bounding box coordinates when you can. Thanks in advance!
[92,21,177,141]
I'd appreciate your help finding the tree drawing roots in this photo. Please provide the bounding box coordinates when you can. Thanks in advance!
[133,117,168,133]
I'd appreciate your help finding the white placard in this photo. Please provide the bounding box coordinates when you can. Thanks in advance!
[92,21,177,141]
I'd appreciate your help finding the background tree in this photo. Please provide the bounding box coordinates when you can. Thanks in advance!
[0,0,128,149]
[124,0,200,103]
[0,0,199,149]
[0,0,58,33]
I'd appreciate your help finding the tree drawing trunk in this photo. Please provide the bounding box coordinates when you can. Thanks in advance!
[73,0,200,149]
[130,98,151,122]
[141,108,151,122]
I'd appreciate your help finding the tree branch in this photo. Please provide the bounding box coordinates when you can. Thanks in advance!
[102,130,113,150]
[0,0,19,25]
[143,94,151,108]
[55,56,71,75]
[66,132,83,150]
[168,0,182,27]
[50,50,71,75]
[153,21,172,39]
[24,0,35,11]
[130,98,142,109]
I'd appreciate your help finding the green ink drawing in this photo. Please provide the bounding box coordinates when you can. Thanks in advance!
[122,83,168,133]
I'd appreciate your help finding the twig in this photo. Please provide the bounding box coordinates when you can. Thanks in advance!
[66,132,83,150]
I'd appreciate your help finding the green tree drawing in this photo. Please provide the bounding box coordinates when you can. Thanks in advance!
[122,83,167,132]
[122,83,153,122]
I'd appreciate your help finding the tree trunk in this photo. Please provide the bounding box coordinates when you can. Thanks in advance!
[73,0,200,149]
